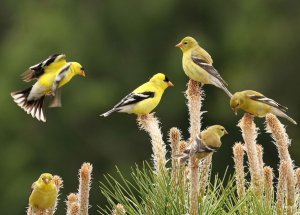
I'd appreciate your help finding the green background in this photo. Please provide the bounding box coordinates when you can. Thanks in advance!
[0,0,299,214]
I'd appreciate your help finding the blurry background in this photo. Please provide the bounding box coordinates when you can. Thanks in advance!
[0,0,300,214]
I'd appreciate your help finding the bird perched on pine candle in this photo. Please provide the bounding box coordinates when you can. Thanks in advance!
[176,36,232,97]
[230,90,297,124]
[11,54,86,122]
[100,73,173,117]
[178,125,228,163]
[29,173,58,212]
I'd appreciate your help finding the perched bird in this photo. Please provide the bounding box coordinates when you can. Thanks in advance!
[11,54,86,122]
[230,90,297,124]
[29,173,58,212]
[178,125,228,164]
[101,73,173,117]
[176,36,232,97]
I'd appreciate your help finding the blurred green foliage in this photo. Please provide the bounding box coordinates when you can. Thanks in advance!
[0,0,299,214]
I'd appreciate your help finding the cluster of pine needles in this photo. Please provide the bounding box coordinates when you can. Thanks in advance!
[100,80,300,215]
[27,80,299,215]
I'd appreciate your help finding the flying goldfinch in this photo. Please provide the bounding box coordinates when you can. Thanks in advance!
[29,173,58,212]
[176,36,232,97]
[178,125,228,163]
[11,54,86,122]
[100,73,173,117]
[230,90,297,124]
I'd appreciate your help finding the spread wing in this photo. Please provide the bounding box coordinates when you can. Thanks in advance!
[22,54,66,82]
[114,91,155,109]
[191,52,228,87]
[248,94,288,112]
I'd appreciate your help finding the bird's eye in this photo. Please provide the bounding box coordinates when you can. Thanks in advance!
[184,42,188,45]
[81,67,84,71]
[164,76,169,82]
[221,128,224,131]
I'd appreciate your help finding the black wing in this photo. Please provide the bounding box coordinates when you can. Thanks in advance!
[191,54,228,86]
[114,91,155,108]
[248,95,288,112]
[21,53,66,82]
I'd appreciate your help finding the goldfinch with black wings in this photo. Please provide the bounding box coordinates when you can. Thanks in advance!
[178,125,228,164]
[176,36,232,97]
[101,73,173,117]
[29,173,58,212]
[230,90,297,124]
[11,54,86,122]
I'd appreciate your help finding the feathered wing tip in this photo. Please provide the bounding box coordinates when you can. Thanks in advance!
[11,87,46,122]
[21,69,36,82]
[221,85,232,98]
[271,108,297,125]
[100,108,116,117]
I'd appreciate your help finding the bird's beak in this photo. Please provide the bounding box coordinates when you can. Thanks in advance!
[43,178,49,184]
[224,129,228,134]
[167,81,174,87]
[232,108,238,115]
[175,42,183,48]
[80,70,86,77]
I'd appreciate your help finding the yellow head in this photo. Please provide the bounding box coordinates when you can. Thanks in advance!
[176,36,198,52]
[149,73,174,90]
[230,92,245,115]
[70,62,86,77]
[38,173,53,184]
[207,125,228,137]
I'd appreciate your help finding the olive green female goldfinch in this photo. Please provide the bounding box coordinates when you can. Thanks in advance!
[230,90,297,124]
[176,36,232,97]
[178,125,228,163]
[29,173,58,212]
[101,73,173,117]
[11,54,86,122]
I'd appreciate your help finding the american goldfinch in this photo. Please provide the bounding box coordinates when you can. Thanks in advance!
[11,54,86,122]
[29,173,58,212]
[101,73,173,117]
[176,36,232,97]
[230,90,297,124]
[178,125,228,163]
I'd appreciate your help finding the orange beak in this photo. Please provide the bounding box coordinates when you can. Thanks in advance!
[81,70,86,77]
[175,42,183,48]
[167,81,174,87]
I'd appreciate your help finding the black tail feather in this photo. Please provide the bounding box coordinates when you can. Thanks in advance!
[11,87,46,122]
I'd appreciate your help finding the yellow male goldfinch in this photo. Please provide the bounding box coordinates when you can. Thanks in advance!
[178,125,228,163]
[11,54,86,122]
[230,90,297,124]
[29,173,58,212]
[101,73,173,117]
[176,36,232,97]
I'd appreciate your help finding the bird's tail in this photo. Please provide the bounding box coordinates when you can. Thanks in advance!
[271,108,297,125]
[174,149,191,164]
[221,85,232,98]
[100,108,116,117]
[11,87,46,122]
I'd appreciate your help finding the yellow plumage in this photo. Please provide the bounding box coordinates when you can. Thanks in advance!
[230,90,297,124]
[101,73,173,117]
[11,54,86,122]
[178,125,228,163]
[29,173,58,212]
[176,36,232,97]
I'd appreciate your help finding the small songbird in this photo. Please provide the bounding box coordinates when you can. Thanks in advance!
[29,173,58,212]
[178,125,228,164]
[176,36,232,97]
[230,90,297,124]
[11,54,86,122]
[100,73,173,117]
